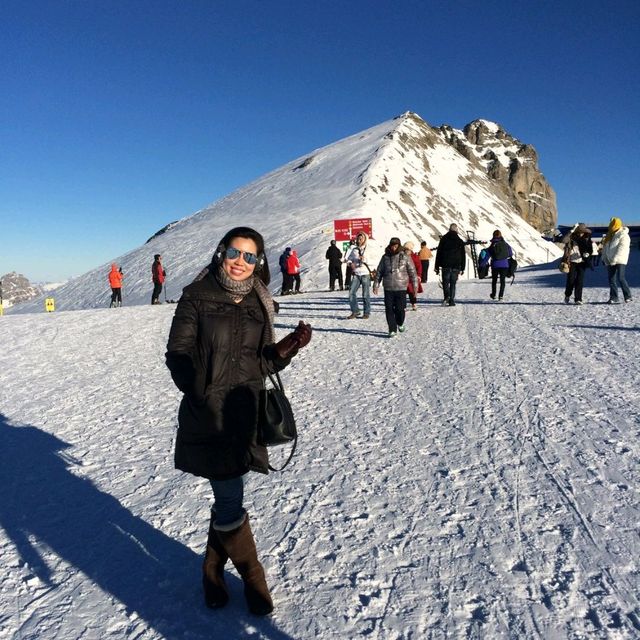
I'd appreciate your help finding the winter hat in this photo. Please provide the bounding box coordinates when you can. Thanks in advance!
[609,217,622,233]
[492,230,502,239]
[575,223,591,234]
[154,254,161,260]
[403,241,414,251]
[389,237,401,246]
[449,224,459,233]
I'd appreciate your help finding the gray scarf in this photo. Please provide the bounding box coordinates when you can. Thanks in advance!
[192,264,275,344]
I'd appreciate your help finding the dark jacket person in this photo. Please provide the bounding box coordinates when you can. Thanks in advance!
[325,240,344,290]
[165,226,312,616]
[434,224,466,306]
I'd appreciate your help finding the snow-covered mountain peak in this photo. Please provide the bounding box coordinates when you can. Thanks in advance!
[12,112,561,312]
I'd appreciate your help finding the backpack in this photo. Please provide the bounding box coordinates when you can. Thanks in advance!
[477,248,490,279]
[507,257,518,279]
[492,240,509,261]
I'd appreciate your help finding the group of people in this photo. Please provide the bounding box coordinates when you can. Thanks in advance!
[107,253,168,307]
[161,219,635,620]
[562,218,633,304]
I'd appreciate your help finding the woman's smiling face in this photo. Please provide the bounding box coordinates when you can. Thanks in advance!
[222,236,259,281]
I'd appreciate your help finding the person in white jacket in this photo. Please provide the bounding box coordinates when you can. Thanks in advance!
[345,231,372,319]
[601,217,633,303]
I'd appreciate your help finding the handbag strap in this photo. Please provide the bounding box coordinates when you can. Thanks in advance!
[265,372,298,472]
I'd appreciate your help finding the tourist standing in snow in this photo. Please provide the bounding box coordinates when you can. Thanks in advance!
[601,217,633,303]
[108,264,123,307]
[286,249,302,294]
[151,254,166,305]
[418,241,432,283]
[562,223,592,305]
[345,231,372,319]
[434,224,466,306]
[487,230,514,301]
[343,239,355,290]
[374,237,418,337]
[403,241,423,310]
[278,247,292,295]
[325,240,344,291]
[165,226,312,616]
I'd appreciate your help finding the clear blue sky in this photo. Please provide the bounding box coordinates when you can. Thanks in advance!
[2,0,639,282]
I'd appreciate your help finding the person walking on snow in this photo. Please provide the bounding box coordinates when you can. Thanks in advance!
[151,254,166,305]
[418,241,433,284]
[278,247,292,295]
[374,237,418,337]
[345,231,372,319]
[562,223,592,305]
[487,230,514,301]
[403,241,423,310]
[434,224,466,306]
[165,226,312,616]
[108,263,123,307]
[325,240,344,291]
[601,217,633,303]
[286,249,302,294]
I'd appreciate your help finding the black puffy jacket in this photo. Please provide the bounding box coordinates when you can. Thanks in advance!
[165,273,290,480]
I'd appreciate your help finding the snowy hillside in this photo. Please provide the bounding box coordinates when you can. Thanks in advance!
[1,259,638,639]
[12,112,561,313]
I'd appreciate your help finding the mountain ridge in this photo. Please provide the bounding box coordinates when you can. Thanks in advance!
[12,112,562,312]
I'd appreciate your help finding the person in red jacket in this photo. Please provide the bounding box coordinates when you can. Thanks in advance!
[151,254,166,304]
[403,242,423,310]
[108,263,123,307]
[286,249,302,294]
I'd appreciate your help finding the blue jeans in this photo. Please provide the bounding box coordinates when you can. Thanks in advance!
[349,274,371,315]
[441,268,460,302]
[210,475,245,527]
[607,264,632,301]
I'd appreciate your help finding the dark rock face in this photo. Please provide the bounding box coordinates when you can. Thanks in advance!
[438,119,557,232]
[0,272,43,306]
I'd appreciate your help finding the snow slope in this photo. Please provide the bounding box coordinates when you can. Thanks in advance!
[12,112,561,313]
[1,258,638,639]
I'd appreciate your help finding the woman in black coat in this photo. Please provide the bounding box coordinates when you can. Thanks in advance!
[166,227,311,615]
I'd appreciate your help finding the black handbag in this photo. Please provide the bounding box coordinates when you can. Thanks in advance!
[258,372,297,470]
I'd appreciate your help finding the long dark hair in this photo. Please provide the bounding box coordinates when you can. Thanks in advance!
[213,226,271,285]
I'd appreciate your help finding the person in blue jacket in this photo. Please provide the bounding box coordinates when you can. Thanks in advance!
[487,230,514,301]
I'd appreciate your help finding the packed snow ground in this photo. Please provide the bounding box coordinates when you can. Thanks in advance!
[1,260,639,639]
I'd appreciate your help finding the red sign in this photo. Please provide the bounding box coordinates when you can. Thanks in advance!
[333,218,373,241]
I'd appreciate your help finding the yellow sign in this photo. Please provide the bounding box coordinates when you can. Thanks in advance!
[45,298,55,312]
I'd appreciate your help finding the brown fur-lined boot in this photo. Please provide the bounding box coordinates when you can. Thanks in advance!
[202,511,229,608]
[215,514,274,616]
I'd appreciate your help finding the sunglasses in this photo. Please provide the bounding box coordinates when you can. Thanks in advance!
[225,246,259,265]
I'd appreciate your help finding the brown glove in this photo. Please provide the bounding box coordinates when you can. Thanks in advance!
[274,321,312,359]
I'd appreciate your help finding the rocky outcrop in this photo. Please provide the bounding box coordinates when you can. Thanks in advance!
[0,272,43,307]
[438,119,557,233]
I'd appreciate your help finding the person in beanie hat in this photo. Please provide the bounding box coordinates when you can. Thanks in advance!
[166,226,312,615]
[151,254,166,304]
[434,225,466,306]
[325,240,344,291]
[561,223,593,304]
[373,237,418,337]
[601,217,633,303]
